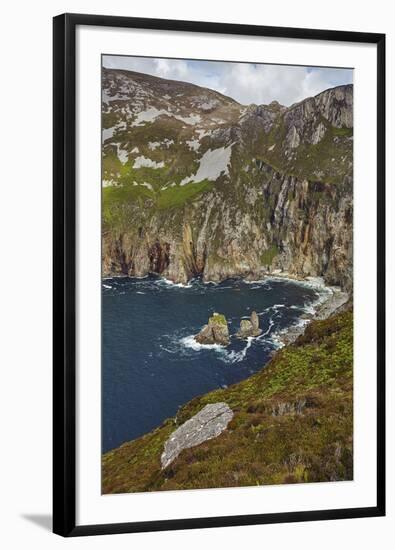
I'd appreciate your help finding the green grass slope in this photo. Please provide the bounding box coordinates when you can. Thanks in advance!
[102,310,353,493]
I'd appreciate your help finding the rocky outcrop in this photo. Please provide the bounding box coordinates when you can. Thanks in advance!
[274,288,350,347]
[195,313,230,346]
[283,85,353,145]
[103,168,353,291]
[161,403,234,469]
[271,398,307,417]
[315,85,353,128]
[236,311,262,339]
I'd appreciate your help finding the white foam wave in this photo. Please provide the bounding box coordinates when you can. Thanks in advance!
[301,303,315,315]
[265,274,332,292]
[159,344,177,354]
[244,279,270,286]
[270,333,286,349]
[222,337,253,364]
[268,283,333,348]
[179,334,258,365]
[103,284,112,289]
[261,312,277,337]
[265,304,286,313]
[159,278,193,289]
[180,335,226,352]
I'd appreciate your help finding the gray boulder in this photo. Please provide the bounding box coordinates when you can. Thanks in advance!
[161,403,234,469]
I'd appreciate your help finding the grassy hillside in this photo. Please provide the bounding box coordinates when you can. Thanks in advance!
[102,310,353,493]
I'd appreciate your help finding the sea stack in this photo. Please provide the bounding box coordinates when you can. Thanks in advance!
[194,313,230,346]
[236,311,262,339]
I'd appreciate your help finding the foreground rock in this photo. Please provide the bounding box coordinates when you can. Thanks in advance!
[194,312,230,346]
[161,403,234,469]
[236,311,262,339]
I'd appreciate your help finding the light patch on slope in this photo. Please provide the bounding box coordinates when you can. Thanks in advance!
[131,146,139,153]
[117,145,128,164]
[102,91,129,104]
[194,99,219,111]
[102,121,126,143]
[102,127,115,142]
[133,156,165,169]
[131,107,168,126]
[132,106,201,127]
[195,129,212,140]
[102,90,126,105]
[180,144,233,185]
[148,141,160,150]
[175,113,201,125]
[148,139,174,150]
[140,182,153,191]
[186,139,200,152]
[103,179,117,187]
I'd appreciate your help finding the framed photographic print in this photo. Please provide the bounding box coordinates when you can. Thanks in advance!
[53,13,385,536]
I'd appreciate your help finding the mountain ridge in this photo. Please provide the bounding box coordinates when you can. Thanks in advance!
[103,67,242,105]
[102,68,353,291]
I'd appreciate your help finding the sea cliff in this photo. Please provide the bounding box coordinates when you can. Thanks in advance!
[102,70,353,292]
[101,69,353,491]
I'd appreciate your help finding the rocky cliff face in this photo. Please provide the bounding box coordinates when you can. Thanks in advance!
[102,69,353,291]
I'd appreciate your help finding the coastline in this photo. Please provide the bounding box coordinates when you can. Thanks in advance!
[102,307,353,492]
[102,273,349,449]
[271,285,349,348]
[103,270,344,292]
[102,271,350,350]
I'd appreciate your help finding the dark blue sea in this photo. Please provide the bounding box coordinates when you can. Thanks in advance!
[102,276,322,453]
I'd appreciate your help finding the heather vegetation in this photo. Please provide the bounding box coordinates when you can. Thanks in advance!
[102,310,353,493]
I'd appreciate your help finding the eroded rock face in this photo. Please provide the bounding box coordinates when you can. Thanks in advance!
[251,311,260,331]
[236,311,262,339]
[161,403,234,469]
[195,313,230,346]
[102,69,353,292]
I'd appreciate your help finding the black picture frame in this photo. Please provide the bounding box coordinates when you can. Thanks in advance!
[53,12,386,537]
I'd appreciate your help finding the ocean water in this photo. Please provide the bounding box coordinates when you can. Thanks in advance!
[102,276,323,453]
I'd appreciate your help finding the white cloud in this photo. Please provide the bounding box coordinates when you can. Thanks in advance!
[103,56,190,82]
[103,55,353,107]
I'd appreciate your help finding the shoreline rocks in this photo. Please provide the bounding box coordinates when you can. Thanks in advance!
[274,289,350,347]
[194,312,230,346]
[236,310,262,339]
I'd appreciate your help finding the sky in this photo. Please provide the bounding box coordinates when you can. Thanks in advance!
[103,55,353,107]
